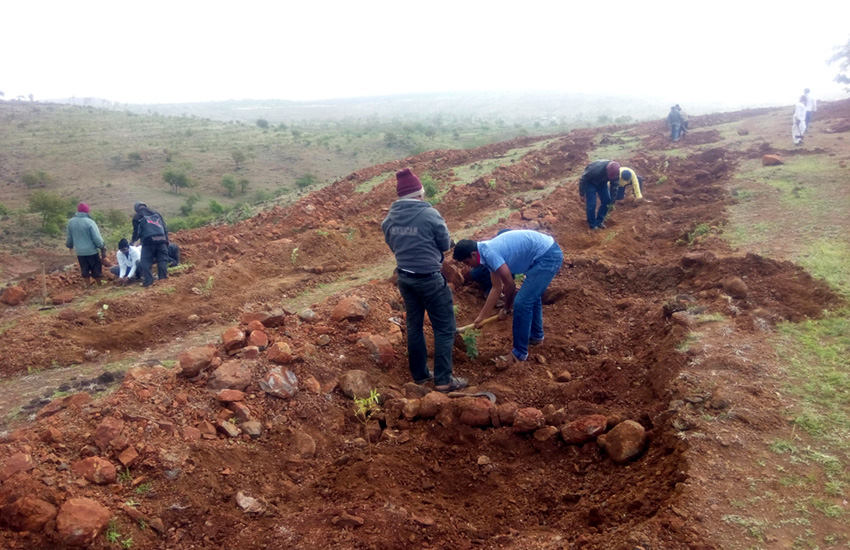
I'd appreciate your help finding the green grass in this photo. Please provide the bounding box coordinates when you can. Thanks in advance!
[796,240,850,298]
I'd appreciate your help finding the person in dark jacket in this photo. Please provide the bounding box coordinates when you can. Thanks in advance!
[381,168,467,393]
[667,106,684,141]
[66,203,107,287]
[579,160,620,230]
[130,201,169,287]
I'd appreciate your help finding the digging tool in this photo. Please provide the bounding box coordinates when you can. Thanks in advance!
[446,391,497,403]
[456,315,499,334]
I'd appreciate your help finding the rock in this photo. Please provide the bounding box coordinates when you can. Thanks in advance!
[555,370,572,383]
[0,286,26,306]
[681,252,714,268]
[36,392,92,420]
[575,345,590,355]
[291,431,316,458]
[221,327,246,351]
[317,334,331,346]
[228,402,252,422]
[118,447,139,467]
[298,309,317,322]
[241,312,270,326]
[358,334,394,367]
[216,389,246,402]
[331,296,370,322]
[561,415,608,444]
[263,309,287,327]
[761,154,784,166]
[93,416,125,451]
[721,276,748,299]
[457,398,495,427]
[513,407,545,433]
[302,375,322,394]
[1,496,57,532]
[0,453,34,482]
[51,292,75,305]
[402,399,421,421]
[441,263,465,290]
[58,309,78,321]
[260,367,299,399]
[55,498,111,546]
[710,394,731,410]
[267,341,294,364]
[670,311,695,328]
[498,402,520,426]
[598,420,646,463]
[236,491,266,514]
[207,361,252,391]
[534,426,560,442]
[72,456,117,485]
[419,391,450,419]
[333,512,365,528]
[178,346,217,377]
[247,330,268,348]
[246,320,265,333]
[339,370,377,400]
[242,421,262,438]
[737,129,749,135]
[217,420,241,438]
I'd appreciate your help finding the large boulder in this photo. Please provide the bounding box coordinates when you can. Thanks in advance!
[1,496,57,532]
[55,498,111,547]
[93,416,125,451]
[221,327,246,351]
[72,456,117,485]
[267,342,294,364]
[513,408,545,433]
[358,335,394,367]
[259,367,299,399]
[761,154,784,166]
[339,370,378,400]
[561,415,608,444]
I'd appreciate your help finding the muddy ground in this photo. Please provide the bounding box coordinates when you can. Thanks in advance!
[1,99,849,549]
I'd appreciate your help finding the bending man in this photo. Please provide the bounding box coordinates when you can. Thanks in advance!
[453,229,563,367]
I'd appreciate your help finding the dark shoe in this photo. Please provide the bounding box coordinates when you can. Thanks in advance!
[435,376,469,393]
[529,337,544,346]
[414,370,433,385]
[597,223,607,229]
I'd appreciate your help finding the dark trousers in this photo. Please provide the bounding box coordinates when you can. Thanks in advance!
[470,265,493,295]
[140,242,169,287]
[805,111,813,127]
[585,183,611,228]
[397,272,456,386]
[167,243,180,267]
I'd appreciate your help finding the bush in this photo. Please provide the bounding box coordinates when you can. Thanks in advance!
[256,119,269,129]
[0,203,9,216]
[296,174,317,189]
[21,170,53,188]
[209,200,226,215]
[28,190,74,230]
[163,169,192,193]
[221,174,237,197]
[254,190,271,203]
[421,174,439,198]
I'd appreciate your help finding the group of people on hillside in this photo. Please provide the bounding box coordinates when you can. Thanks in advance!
[793,88,817,145]
[666,104,689,142]
[66,201,176,289]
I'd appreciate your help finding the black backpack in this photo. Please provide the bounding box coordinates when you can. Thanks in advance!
[139,213,166,240]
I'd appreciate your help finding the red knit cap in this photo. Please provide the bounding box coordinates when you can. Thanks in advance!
[606,162,621,180]
[396,168,423,198]
[77,203,90,213]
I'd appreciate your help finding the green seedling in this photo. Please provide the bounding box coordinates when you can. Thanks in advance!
[462,329,481,360]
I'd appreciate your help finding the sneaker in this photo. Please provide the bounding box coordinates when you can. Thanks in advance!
[414,370,433,385]
[529,337,544,346]
[597,223,607,229]
[435,376,469,393]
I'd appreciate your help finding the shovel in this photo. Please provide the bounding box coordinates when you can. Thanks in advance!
[456,315,499,334]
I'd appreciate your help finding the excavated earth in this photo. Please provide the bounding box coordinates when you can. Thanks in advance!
[0,99,848,549]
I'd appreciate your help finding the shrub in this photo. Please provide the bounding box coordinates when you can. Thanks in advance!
[28,191,74,231]
[163,169,192,193]
[421,174,439,198]
[296,174,317,189]
[221,174,237,197]
[21,170,53,188]
[0,203,9,216]
[256,119,269,129]
[208,200,226,215]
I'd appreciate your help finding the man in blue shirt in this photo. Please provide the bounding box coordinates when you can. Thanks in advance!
[453,230,563,367]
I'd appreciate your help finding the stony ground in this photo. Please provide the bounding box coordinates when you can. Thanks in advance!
[1,99,849,549]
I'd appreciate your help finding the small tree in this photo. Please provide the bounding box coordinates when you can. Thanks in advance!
[239,178,250,194]
[163,169,192,194]
[231,150,247,170]
[28,191,74,232]
[209,200,225,215]
[829,36,850,91]
[221,174,237,197]
[256,119,269,129]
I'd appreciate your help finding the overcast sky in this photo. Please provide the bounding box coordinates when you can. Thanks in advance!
[3,0,848,109]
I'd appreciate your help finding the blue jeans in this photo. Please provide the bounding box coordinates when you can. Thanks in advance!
[670,122,681,142]
[470,265,493,295]
[397,272,456,385]
[512,244,563,361]
[585,183,611,228]
[140,242,169,287]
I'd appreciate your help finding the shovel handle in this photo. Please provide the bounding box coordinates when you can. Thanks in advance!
[457,315,500,334]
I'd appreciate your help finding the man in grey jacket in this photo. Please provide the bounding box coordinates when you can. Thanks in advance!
[381,168,467,393]
[66,203,106,287]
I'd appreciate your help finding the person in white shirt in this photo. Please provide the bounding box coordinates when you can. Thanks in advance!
[110,238,142,284]
[803,88,817,129]
[793,95,807,145]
